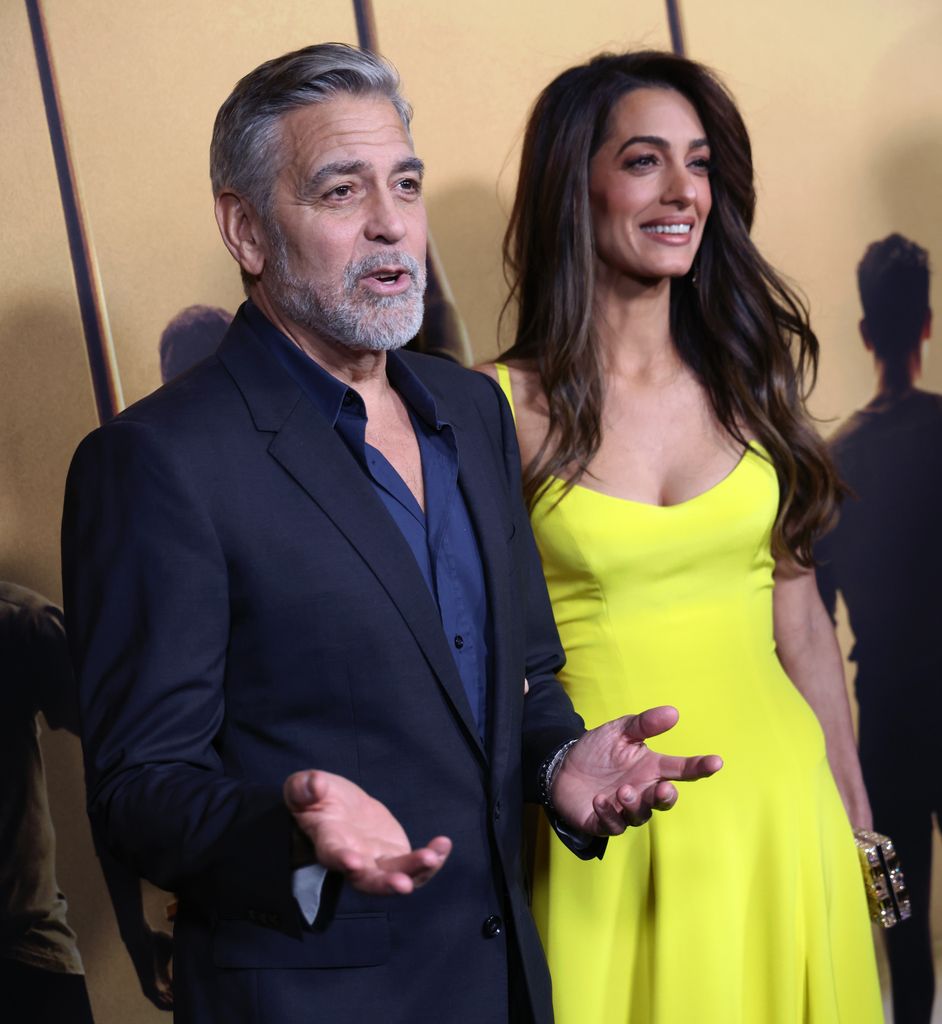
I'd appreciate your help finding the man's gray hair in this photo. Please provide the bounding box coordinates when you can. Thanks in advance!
[210,42,411,219]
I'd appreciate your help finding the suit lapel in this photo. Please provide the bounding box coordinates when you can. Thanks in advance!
[218,320,486,761]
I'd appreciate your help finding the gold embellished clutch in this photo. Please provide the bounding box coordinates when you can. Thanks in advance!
[853,829,912,928]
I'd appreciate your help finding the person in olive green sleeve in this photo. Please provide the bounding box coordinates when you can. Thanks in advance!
[0,582,173,1021]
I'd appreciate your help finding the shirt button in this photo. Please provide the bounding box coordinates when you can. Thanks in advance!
[454,635,464,649]
[482,915,503,938]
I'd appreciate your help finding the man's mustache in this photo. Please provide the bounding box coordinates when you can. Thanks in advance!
[344,252,426,291]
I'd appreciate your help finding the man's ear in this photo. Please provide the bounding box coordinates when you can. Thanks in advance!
[858,318,873,352]
[215,191,268,277]
[922,308,932,342]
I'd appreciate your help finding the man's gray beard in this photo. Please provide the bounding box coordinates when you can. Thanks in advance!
[265,227,426,353]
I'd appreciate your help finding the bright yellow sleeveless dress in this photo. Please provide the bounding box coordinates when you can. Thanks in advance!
[495,365,882,1023]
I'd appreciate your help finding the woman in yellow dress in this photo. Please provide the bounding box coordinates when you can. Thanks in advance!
[479,52,882,1023]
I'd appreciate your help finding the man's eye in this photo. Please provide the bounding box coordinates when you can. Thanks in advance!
[397,177,422,194]
[328,184,353,198]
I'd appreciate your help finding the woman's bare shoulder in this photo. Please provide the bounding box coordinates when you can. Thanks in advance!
[473,358,542,406]
[473,358,548,465]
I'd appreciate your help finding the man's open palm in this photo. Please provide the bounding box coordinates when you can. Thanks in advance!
[552,706,723,834]
[284,770,452,895]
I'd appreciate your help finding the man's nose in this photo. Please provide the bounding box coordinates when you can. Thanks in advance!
[364,190,407,244]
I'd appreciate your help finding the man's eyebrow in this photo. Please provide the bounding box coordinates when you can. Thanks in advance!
[615,135,710,157]
[301,160,368,196]
[300,156,425,197]
[393,156,425,178]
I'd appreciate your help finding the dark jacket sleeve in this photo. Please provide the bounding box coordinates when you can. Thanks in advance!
[62,418,300,930]
[475,373,587,798]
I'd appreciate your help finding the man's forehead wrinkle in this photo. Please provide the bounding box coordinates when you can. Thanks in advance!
[281,100,412,155]
[274,98,417,205]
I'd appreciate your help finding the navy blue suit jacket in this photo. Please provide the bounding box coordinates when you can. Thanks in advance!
[62,310,586,1023]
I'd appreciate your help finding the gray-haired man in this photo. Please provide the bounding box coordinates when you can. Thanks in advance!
[64,43,720,1022]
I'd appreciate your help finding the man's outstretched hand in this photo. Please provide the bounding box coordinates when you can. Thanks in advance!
[552,706,722,834]
[284,770,452,895]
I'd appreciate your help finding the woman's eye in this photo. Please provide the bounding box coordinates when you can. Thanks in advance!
[626,154,658,169]
[689,157,712,173]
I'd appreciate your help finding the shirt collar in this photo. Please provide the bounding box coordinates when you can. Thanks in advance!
[243,299,445,431]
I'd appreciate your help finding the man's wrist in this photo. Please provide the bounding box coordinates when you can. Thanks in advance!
[538,737,579,813]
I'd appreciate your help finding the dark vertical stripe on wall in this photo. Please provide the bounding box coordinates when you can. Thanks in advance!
[665,0,687,56]
[25,0,123,423]
[352,0,379,53]
[351,0,472,363]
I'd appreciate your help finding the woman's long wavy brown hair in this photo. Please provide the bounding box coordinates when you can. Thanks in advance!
[501,51,843,566]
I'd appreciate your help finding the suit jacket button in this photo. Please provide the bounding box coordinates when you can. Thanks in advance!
[494,800,502,820]
[482,915,503,938]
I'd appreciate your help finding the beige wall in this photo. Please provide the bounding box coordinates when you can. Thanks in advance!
[2,2,939,1020]
[684,0,942,421]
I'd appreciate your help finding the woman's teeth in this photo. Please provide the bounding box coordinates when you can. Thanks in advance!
[642,224,692,234]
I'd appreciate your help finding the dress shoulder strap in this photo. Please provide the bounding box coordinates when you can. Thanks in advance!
[493,362,516,424]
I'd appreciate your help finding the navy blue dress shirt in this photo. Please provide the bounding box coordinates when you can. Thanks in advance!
[244,301,491,737]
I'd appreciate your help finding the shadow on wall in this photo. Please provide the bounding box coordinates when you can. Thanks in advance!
[0,299,96,596]
[816,234,941,1024]
[159,305,232,384]
[425,180,512,362]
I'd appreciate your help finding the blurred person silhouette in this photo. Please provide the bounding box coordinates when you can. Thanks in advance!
[816,234,940,1024]
[0,583,173,1020]
[159,305,232,383]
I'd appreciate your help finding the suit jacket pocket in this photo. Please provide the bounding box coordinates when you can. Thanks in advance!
[212,913,389,969]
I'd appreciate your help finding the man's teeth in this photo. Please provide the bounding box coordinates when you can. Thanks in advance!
[642,224,692,234]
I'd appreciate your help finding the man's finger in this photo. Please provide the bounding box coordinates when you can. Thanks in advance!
[622,805,653,827]
[593,793,629,835]
[619,705,680,743]
[347,865,416,896]
[649,780,679,811]
[653,752,724,782]
[283,769,326,811]
[376,837,452,884]
[426,836,453,860]
[315,837,366,875]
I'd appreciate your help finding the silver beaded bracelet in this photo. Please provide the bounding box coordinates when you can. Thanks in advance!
[538,737,579,812]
